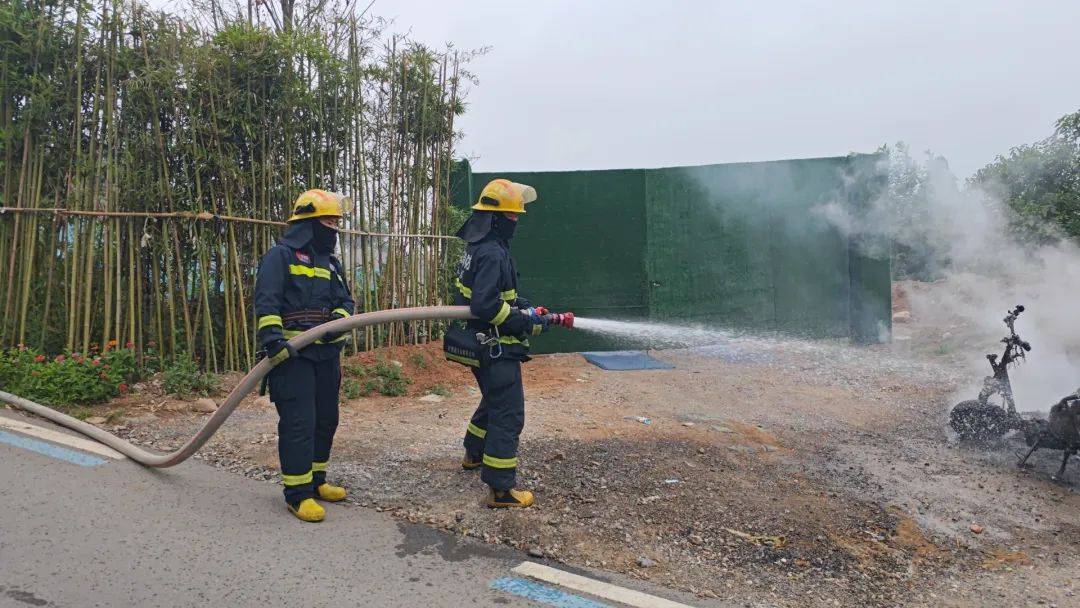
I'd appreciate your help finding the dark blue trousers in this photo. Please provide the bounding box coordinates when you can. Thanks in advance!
[268,352,341,505]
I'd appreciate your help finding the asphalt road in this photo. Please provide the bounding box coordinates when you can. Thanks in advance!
[0,410,710,608]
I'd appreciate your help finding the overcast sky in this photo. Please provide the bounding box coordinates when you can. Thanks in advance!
[149,0,1080,178]
[374,0,1079,178]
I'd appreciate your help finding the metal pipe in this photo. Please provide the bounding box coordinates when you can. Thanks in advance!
[0,306,474,467]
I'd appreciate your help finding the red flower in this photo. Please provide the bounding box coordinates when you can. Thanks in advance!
[103,364,110,370]
[125,341,134,349]
[54,355,66,363]
[34,354,46,363]
[119,383,129,394]
[91,358,101,366]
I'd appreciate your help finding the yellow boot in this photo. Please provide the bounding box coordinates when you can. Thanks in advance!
[316,483,347,502]
[287,498,325,522]
[487,488,534,508]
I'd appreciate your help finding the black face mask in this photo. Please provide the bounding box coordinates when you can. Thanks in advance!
[491,213,518,241]
[311,221,338,254]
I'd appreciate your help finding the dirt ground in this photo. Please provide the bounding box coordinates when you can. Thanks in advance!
[72,281,1078,607]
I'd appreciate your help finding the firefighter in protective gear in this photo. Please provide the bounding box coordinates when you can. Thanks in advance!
[451,179,549,508]
[254,189,355,522]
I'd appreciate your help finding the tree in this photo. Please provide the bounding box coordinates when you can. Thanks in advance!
[971,110,1080,243]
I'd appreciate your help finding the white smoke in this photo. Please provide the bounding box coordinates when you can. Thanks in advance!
[820,147,1080,411]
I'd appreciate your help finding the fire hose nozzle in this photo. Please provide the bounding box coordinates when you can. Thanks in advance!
[542,311,574,329]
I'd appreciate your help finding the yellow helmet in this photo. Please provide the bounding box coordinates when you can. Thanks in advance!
[472,179,537,214]
[288,189,348,223]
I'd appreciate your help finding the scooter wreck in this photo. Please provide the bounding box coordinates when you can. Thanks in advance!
[949,305,1079,481]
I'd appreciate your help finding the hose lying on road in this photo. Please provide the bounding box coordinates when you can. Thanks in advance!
[0,305,474,467]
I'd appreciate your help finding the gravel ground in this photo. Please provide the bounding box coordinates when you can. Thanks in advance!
[75,281,1079,607]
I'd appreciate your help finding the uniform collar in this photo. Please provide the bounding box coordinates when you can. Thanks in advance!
[279,220,314,249]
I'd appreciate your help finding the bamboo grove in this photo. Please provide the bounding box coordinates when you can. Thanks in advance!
[0,0,474,371]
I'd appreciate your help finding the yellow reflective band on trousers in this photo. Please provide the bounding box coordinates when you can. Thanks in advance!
[482,454,517,469]
[282,470,313,486]
[467,423,487,439]
[258,314,283,330]
[288,264,332,279]
[311,461,327,472]
[490,302,511,326]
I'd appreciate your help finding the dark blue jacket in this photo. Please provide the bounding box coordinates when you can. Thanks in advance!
[453,233,538,357]
[254,221,355,358]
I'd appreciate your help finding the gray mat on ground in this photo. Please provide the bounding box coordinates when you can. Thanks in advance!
[581,351,675,371]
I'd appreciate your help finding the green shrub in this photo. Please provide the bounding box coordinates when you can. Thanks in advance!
[342,359,411,397]
[162,354,220,397]
[408,352,428,369]
[341,378,362,400]
[0,346,135,408]
[430,383,451,397]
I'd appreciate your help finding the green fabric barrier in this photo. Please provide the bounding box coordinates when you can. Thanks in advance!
[453,154,889,353]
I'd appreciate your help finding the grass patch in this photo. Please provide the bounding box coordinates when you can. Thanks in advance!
[343,359,411,397]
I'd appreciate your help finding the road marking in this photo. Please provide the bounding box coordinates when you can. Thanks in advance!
[0,429,108,467]
[512,562,697,608]
[0,416,124,459]
[490,577,613,608]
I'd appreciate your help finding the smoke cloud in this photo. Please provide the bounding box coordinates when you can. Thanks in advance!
[819,148,1080,411]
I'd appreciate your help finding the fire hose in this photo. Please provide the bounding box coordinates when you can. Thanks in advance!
[0,306,474,467]
[0,305,574,468]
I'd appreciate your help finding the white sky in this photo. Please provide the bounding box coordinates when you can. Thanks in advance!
[155,0,1080,179]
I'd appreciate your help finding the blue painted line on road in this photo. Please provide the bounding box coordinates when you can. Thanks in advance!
[490,577,613,608]
[0,429,108,467]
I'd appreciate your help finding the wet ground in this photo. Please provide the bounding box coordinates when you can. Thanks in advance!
[62,281,1080,607]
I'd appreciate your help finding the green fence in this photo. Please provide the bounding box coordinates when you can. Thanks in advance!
[451,154,890,353]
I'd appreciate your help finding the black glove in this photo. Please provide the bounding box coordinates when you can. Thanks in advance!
[265,338,297,365]
[322,311,349,343]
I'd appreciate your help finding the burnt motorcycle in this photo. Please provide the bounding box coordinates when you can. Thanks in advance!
[948,305,1078,480]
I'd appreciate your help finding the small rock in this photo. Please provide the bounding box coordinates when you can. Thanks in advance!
[893,310,912,323]
[689,534,704,545]
[193,398,218,413]
[550,451,566,461]
[390,360,403,368]
[636,556,655,568]
[85,416,108,425]
[527,547,544,558]
[970,523,984,534]
[418,394,444,403]
[682,422,695,427]
[697,447,706,454]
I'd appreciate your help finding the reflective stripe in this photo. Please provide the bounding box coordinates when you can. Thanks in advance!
[289,264,332,279]
[312,461,327,472]
[332,308,350,318]
[283,329,349,344]
[499,335,530,347]
[482,454,518,469]
[282,470,313,486]
[467,423,487,439]
[457,279,516,302]
[531,324,543,336]
[455,278,472,298]
[270,347,291,365]
[490,302,511,326]
[446,353,480,367]
[258,315,283,330]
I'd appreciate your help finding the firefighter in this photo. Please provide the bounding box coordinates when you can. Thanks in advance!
[451,179,549,508]
[254,189,355,522]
